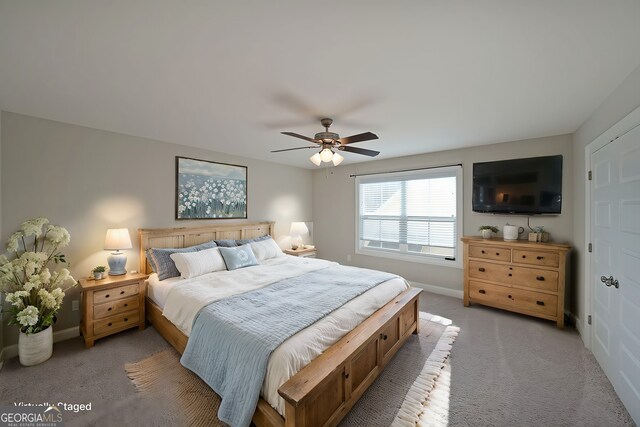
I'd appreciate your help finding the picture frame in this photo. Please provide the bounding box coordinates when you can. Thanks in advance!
[175,156,248,220]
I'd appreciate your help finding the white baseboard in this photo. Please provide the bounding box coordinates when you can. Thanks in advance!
[1,325,80,361]
[409,281,464,299]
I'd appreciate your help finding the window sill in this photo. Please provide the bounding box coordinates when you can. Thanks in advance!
[356,247,463,269]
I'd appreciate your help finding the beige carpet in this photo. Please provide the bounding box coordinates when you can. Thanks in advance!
[125,313,458,426]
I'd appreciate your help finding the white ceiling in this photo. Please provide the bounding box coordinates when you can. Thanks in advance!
[1,1,640,169]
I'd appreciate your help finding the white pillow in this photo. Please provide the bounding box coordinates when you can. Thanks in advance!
[249,238,284,261]
[170,247,226,279]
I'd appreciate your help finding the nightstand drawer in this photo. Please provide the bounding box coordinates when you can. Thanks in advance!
[94,283,139,304]
[469,245,511,262]
[513,249,559,268]
[94,296,139,320]
[93,311,139,336]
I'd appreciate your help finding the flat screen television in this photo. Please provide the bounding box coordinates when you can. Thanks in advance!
[472,155,562,215]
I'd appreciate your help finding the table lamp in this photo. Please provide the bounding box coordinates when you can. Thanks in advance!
[104,228,132,275]
[289,222,309,250]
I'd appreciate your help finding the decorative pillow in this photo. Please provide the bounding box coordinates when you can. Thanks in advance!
[214,239,239,247]
[249,238,284,261]
[219,245,259,271]
[146,240,217,281]
[170,247,226,279]
[236,235,271,246]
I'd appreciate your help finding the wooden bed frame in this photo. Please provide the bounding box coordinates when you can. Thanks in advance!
[139,222,421,427]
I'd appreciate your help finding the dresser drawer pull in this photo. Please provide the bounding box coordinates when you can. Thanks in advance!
[536,300,545,306]
[481,250,485,254]
[105,294,110,298]
[108,307,112,311]
[522,255,526,258]
[496,252,500,256]
[508,273,512,277]
[124,318,128,322]
[345,373,350,379]
[508,294,512,299]
[108,322,112,326]
[478,267,485,272]
[382,334,388,340]
[537,256,544,260]
[536,276,545,281]
[479,289,486,294]
[124,303,128,307]
[120,291,125,295]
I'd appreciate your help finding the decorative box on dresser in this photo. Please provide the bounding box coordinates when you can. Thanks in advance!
[461,237,571,328]
[79,272,148,348]
[283,247,317,258]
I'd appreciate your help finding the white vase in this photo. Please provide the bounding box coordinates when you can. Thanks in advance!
[481,229,493,239]
[19,326,53,366]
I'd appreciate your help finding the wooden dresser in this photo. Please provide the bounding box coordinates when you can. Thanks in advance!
[461,237,571,328]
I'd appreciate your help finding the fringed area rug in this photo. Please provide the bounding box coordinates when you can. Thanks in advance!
[125,312,459,427]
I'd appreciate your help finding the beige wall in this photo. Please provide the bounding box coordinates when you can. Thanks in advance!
[1,112,313,348]
[571,63,640,326]
[313,134,573,299]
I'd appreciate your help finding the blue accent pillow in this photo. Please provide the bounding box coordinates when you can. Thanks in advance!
[147,240,217,280]
[219,245,259,271]
[214,239,239,247]
[235,235,271,245]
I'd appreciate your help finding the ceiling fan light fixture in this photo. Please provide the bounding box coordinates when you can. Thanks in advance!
[320,148,334,162]
[331,152,344,166]
[309,152,322,166]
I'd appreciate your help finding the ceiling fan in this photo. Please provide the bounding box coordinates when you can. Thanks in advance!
[271,118,379,166]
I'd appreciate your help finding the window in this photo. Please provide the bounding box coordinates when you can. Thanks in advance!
[356,165,462,268]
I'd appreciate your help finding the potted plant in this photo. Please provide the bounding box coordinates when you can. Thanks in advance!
[528,226,550,242]
[478,225,498,239]
[0,217,76,366]
[92,266,106,280]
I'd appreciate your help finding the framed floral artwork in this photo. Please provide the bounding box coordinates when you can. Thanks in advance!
[176,156,248,220]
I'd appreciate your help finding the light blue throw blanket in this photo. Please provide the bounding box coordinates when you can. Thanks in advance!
[180,265,398,427]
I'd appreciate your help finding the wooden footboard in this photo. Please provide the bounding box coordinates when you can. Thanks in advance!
[145,287,421,427]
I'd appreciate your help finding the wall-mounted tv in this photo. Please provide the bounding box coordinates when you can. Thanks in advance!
[472,155,562,215]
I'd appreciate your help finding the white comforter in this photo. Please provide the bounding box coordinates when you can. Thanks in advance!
[153,256,409,415]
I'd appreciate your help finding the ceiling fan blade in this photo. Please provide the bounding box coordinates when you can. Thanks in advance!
[337,132,378,145]
[281,132,319,144]
[340,146,380,157]
[271,146,317,153]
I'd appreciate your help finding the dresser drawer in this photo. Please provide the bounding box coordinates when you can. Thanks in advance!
[94,296,139,320]
[469,260,510,282]
[469,281,557,317]
[513,249,559,268]
[511,267,558,292]
[469,245,511,262]
[94,283,139,304]
[93,311,139,336]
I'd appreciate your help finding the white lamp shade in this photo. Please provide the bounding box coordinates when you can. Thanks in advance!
[290,222,309,236]
[332,152,344,166]
[309,152,322,166]
[320,148,334,162]
[104,228,132,250]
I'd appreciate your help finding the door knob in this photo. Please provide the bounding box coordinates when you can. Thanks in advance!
[600,275,620,289]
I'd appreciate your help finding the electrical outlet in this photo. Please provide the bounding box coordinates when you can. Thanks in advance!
[72,300,79,311]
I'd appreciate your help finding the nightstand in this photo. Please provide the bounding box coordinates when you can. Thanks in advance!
[79,272,148,348]
[284,247,317,258]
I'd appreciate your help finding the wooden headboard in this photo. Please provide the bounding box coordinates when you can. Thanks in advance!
[138,221,275,275]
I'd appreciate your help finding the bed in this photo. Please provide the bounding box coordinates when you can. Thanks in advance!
[139,222,421,427]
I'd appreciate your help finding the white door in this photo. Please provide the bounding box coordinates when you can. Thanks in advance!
[591,123,640,424]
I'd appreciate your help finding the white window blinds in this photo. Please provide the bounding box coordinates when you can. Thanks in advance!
[356,166,462,263]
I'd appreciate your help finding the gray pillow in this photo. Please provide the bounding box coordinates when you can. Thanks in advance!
[235,235,271,245]
[219,245,259,271]
[214,239,239,247]
[147,240,217,280]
